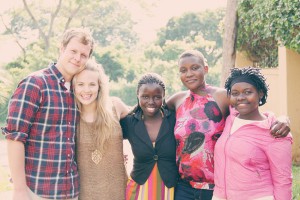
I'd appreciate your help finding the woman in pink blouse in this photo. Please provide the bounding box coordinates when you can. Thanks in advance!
[213,67,292,200]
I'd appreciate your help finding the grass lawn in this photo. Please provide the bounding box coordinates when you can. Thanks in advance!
[293,165,300,199]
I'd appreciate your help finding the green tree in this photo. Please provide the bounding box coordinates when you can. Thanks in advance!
[94,51,125,82]
[110,83,136,106]
[0,69,12,121]
[237,0,300,68]
[156,10,225,66]
[0,0,140,122]
[143,10,225,88]
[1,0,138,69]
[221,0,238,86]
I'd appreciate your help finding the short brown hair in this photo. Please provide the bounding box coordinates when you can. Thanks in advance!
[61,28,94,56]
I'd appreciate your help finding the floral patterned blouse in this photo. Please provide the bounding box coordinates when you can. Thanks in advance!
[174,89,225,190]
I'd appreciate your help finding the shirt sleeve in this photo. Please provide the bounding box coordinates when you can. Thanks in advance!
[266,135,293,200]
[120,117,129,139]
[2,76,41,143]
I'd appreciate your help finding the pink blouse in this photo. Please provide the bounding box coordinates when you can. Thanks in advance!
[174,90,225,189]
[213,111,292,200]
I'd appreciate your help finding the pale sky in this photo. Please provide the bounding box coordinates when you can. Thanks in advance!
[0,0,227,64]
[122,0,227,42]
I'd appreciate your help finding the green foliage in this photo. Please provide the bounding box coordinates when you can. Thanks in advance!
[4,0,138,48]
[125,69,136,83]
[268,0,300,52]
[0,122,4,139]
[79,0,138,48]
[206,72,221,87]
[142,10,226,89]
[161,40,190,61]
[0,71,12,122]
[294,165,300,199]
[0,0,140,111]
[0,66,33,122]
[156,10,225,67]
[94,51,125,82]
[237,0,300,68]
[0,1,225,112]
[93,43,138,83]
[110,84,137,106]
[157,11,224,48]
[4,40,58,83]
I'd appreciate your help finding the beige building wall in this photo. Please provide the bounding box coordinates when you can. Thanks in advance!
[235,51,253,67]
[235,52,281,115]
[235,48,300,163]
[259,69,281,115]
[279,47,300,164]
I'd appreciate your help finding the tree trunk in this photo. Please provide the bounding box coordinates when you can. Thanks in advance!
[23,0,62,51]
[220,0,238,87]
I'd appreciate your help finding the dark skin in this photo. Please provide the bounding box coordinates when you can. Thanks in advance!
[270,116,291,138]
[138,83,165,142]
[166,54,290,138]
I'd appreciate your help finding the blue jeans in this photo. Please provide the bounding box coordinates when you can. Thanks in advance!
[175,181,213,200]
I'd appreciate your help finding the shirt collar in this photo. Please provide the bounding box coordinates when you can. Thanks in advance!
[49,63,73,91]
[49,63,65,83]
[133,107,171,121]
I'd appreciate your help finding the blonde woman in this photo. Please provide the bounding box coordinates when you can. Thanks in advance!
[3,28,94,200]
[73,59,129,200]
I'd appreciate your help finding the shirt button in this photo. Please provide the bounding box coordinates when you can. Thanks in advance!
[68,122,71,125]
[68,138,70,141]
[153,155,158,161]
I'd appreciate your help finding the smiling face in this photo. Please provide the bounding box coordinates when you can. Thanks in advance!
[74,69,99,108]
[230,82,264,120]
[56,37,92,82]
[137,83,164,118]
[178,56,208,93]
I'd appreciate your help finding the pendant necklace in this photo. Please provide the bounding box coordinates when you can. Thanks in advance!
[81,119,102,164]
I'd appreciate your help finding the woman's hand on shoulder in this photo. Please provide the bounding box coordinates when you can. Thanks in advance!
[111,97,130,119]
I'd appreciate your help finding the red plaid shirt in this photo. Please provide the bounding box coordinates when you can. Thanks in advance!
[2,64,79,199]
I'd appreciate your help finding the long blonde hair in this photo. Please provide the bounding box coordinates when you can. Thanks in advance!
[73,59,118,153]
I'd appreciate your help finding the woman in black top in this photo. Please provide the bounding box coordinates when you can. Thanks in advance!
[120,73,178,200]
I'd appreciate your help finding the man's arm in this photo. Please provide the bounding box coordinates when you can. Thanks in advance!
[7,140,30,200]
[3,76,41,200]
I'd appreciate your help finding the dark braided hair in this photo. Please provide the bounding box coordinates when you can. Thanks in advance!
[131,73,166,114]
[224,67,269,106]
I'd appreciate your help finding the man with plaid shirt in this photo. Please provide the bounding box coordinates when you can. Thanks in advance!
[2,28,94,200]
